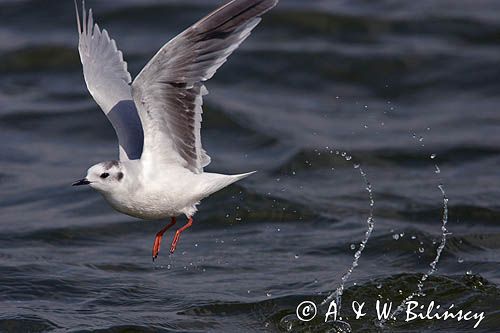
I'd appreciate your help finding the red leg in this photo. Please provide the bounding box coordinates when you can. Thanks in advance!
[152,217,176,261]
[170,217,193,254]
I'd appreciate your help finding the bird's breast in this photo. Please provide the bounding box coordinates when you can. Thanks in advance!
[102,188,177,220]
[102,178,200,220]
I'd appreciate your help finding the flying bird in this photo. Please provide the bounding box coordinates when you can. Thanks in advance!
[72,0,278,260]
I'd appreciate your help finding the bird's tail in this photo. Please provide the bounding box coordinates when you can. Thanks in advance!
[201,171,256,197]
[229,171,256,183]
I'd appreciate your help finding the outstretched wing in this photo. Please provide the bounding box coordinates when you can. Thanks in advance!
[132,0,278,173]
[75,1,143,161]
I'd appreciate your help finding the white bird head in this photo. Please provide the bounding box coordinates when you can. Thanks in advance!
[73,160,125,193]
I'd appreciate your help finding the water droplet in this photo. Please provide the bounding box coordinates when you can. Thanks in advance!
[435,165,441,174]
[345,155,352,161]
[418,247,425,253]
[341,152,347,157]
[235,217,242,222]
[377,283,382,289]
[457,258,464,263]
[350,244,356,250]
[294,254,299,259]
[266,292,272,297]
[466,270,473,275]
[354,164,360,169]
[411,236,416,240]
[363,124,368,129]
[393,234,400,240]
[430,154,436,159]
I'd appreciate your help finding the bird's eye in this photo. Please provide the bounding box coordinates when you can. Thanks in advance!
[100,173,110,179]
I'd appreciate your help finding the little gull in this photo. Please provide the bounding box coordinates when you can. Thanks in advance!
[71,0,278,260]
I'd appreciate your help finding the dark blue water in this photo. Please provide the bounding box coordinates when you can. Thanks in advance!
[0,0,499,332]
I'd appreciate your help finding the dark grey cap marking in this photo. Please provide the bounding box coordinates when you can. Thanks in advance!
[104,160,120,170]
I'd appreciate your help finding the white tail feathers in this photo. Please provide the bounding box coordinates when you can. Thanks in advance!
[219,171,256,189]
[201,171,256,197]
[232,171,257,182]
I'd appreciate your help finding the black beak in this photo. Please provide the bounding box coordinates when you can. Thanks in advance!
[72,178,91,186]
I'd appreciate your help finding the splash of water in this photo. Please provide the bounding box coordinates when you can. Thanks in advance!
[321,155,375,314]
[379,183,449,325]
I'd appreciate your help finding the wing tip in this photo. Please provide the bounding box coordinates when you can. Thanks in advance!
[261,0,280,13]
[195,0,278,32]
[74,0,81,33]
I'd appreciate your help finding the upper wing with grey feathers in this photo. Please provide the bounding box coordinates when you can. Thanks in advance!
[75,1,143,161]
[131,0,278,173]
